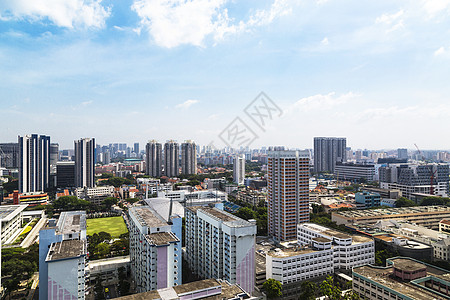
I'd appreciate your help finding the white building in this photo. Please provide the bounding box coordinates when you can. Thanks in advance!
[75,186,114,204]
[128,206,182,293]
[185,206,257,294]
[161,190,227,205]
[74,138,95,188]
[233,154,245,185]
[0,204,28,244]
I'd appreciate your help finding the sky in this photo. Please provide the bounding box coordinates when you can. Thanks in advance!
[1,0,450,150]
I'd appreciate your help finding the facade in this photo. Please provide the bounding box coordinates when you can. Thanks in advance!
[75,186,114,205]
[0,142,19,168]
[185,206,257,294]
[39,211,88,300]
[0,204,28,244]
[334,162,375,182]
[19,134,50,193]
[233,154,245,185]
[146,140,163,177]
[134,142,139,155]
[181,140,197,175]
[268,150,310,242]
[75,138,95,188]
[397,148,408,160]
[128,206,182,293]
[353,257,450,300]
[236,189,266,207]
[164,140,179,178]
[355,192,381,209]
[313,137,346,173]
[56,161,75,187]
[50,143,59,167]
[379,163,450,198]
[332,206,450,230]
[117,278,256,300]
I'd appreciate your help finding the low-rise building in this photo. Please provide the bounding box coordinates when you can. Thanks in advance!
[334,163,375,182]
[75,186,115,205]
[236,189,266,207]
[89,256,130,286]
[355,192,381,209]
[0,204,28,244]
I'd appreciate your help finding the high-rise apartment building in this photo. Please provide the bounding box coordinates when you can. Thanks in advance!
[268,150,310,242]
[0,143,19,168]
[75,138,95,188]
[18,134,50,193]
[397,148,408,160]
[128,206,182,293]
[164,140,179,178]
[313,137,346,173]
[146,140,163,177]
[134,142,139,154]
[181,140,197,175]
[185,206,257,294]
[233,154,245,185]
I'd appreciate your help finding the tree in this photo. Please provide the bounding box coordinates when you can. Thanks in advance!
[420,196,450,206]
[263,278,282,299]
[235,207,255,220]
[102,197,118,209]
[395,197,416,207]
[95,243,110,258]
[299,281,317,300]
[320,276,342,300]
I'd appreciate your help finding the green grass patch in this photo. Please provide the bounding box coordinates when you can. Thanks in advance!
[86,216,128,238]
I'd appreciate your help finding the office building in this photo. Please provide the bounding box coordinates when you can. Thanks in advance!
[164,140,179,178]
[146,140,163,177]
[397,148,408,160]
[313,137,346,173]
[75,186,114,205]
[75,138,95,188]
[0,204,28,244]
[334,162,375,182]
[128,206,182,293]
[18,134,50,193]
[268,150,310,242]
[181,140,197,175]
[355,192,381,209]
[353,257,450,300]
[50,143,59,167]
[0,143,19,168]
[56,161,75,187]
[233,154,245,185]
[117,278,256,300]
[134,142,139,154]
[39,211,88,300]
[379,163,450,198]
[185,206,257,294]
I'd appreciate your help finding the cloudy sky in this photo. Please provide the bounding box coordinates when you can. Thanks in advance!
[1,0,450,150]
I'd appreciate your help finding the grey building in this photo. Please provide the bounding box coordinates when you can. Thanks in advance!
[50,143,59,167]
[397,148,408,160]
[56,161,75,188]
[314,137,346,173]
[181,140,197,175]
[334,162,375,182]
[145,140,162,177]
[133,142,139,155]
[75,138,95,188]
[19,134,50,193]
[0,143,19,168]
[164,140,179,178]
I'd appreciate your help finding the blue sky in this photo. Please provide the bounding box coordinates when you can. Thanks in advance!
[1,0,450,150]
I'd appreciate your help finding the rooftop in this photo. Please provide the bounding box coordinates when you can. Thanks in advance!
[334,206,450,219]
[46,239,86,261]
[0,204,28,222]
[189,206,255,228]
[146,232,179,246]
[132,206,168,228]
[392,258,426,272]
[57,211,86,234]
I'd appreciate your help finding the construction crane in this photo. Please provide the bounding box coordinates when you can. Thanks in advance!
[414,143,425,162]
[415,144,437,195]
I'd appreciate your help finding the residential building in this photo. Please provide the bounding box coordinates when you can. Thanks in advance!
[146,140,163,177]
[352,257,450,300]
[0,142,19,168]
[75,138,95,188]
[116,278,256,300]
[164,140,179,178]
[236,189,266,207]
[0,204,28,244]
[332,206,450,230]
[57,161,75,187]
[334,162,375,182]
[75,186,114,205]
[313,137,346,173]
[18,134,50,193]
[268,150,310,242]
[379,163,450,198]
[181,140,197,175]
[39,211,88,300]
[233,154,245,185]
[355,192,381,209]
[128,206,182,293]
[185,206,257,294]
[397,148,408,160]
[89,256,130,287]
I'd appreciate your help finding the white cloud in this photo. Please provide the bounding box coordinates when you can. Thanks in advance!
[375,10,404,33]
[434,46,447,56]
[131,0,293,48]
[176,99,199,109]
[422,0,450,17]
[290,92,359,112]
[321,37,329,46]
[0,0,111,28]
[81,100,93,106]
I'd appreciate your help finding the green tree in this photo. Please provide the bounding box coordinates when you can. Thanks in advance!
[263,278,282,299]
[102,197,118,209]
[235,207,255,220]
[299,281,317,300]
[395,197,416,207]
[420,196,450,206]
[320,276,342,300]
[95,243,110,258]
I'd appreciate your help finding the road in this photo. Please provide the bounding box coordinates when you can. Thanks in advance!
[21,217,47,248]
[27,272,39,300]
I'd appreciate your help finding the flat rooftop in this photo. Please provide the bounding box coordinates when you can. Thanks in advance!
[393,258,426,272]
[146,232,179,246]
[173,278,219,295]
[256,238,320,258]
[189,206,254,228]
[0,204,28,222]
[335,206,450,219]
[46,239,86,261]
[57,211,86,234]
[132,207,168,228]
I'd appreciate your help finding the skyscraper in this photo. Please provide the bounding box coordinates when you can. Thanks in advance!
[164,140,179,178]
[18,134,50,193]
[49,143,59,167]
[233,154,245,185]
[313,137,347,173]
[0,143,19,168]
[75,138,95,188]
[181,140,197,175]
[397,148,408,160]
[145,140,162,177]
[134,142,139,155]
[268,150,310,242]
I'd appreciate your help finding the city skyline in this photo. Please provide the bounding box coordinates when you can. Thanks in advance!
[2,1,450,149]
